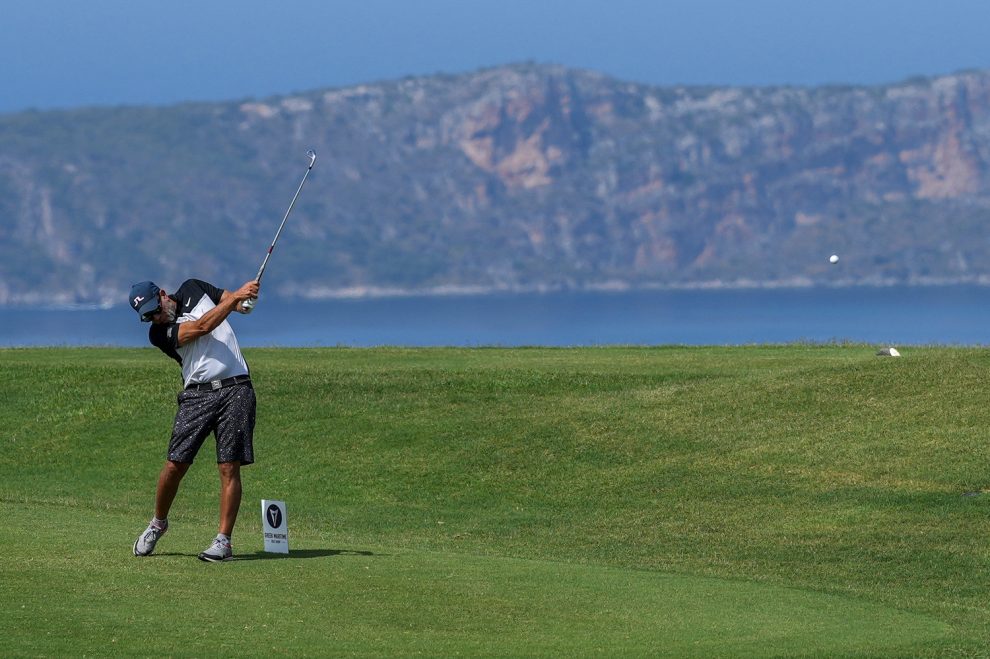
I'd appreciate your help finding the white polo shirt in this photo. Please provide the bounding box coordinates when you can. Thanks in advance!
[149,279,249,388]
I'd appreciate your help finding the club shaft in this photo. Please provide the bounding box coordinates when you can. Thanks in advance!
[255,161,315,284]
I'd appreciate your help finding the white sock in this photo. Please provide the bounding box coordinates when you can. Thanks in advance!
[152,517,168,529]
[217,533,231,544]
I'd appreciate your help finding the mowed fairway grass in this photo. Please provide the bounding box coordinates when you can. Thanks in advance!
[3,346,990,655]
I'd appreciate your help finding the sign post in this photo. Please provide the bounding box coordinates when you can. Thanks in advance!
[261,499,289,554]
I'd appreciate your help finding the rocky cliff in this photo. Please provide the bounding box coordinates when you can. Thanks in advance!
[3,63,990,305]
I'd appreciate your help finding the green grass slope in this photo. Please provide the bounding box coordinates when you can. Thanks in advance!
[1,346,988,655]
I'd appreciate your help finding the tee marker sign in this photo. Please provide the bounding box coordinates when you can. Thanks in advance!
[261,499,289,554]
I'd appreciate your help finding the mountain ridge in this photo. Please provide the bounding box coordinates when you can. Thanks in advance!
[4,62,990,306]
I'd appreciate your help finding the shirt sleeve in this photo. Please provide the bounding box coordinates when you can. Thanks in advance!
[187,279,224,306]
[149,323,182,365]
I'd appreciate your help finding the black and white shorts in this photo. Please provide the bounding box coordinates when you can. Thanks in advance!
[168,383,256,465]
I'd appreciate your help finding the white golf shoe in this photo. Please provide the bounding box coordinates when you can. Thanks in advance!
[198,537,233,562]
[133,520,168,556]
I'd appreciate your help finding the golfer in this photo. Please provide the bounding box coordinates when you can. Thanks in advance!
[129,277,260,562]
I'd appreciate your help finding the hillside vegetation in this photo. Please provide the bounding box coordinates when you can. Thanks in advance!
[2,347,990,654]
[4,64,990,305]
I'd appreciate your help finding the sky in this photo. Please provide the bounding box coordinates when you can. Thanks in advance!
[4,0,990,114]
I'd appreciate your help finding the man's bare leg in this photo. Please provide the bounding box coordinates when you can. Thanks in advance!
[218,461,242,537]
[155,460,191,520]
[134,460,189,556]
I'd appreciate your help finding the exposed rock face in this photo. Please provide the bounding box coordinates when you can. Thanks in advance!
[4,63,990,305]
[442,70,589,189]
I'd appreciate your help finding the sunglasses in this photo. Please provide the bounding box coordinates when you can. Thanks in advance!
[141,305,162,322]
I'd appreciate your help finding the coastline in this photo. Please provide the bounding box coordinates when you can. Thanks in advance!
[291,274,990,300]
[7,275,990,309]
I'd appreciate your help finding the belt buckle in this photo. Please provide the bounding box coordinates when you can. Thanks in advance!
[210,379,222,391]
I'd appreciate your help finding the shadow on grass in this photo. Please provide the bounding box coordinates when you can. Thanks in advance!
[148,549,383,561]
[234,548,383,561]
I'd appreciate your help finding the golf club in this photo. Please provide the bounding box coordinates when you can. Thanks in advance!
[242,149,317,313]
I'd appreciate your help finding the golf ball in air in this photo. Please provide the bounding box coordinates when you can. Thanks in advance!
[829,254,839,264]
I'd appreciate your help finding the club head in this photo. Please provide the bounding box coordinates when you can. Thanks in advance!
[306,149,317,168]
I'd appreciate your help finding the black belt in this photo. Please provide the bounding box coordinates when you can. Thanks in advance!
[186,375,252,392]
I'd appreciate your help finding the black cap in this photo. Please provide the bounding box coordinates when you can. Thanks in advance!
[129,281,161,321]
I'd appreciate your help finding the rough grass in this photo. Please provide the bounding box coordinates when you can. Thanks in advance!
[1,346,988,655]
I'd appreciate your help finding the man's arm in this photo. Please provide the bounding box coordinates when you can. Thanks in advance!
[177,280,259,346]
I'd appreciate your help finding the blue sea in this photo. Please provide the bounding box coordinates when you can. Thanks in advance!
[2,286,990,348]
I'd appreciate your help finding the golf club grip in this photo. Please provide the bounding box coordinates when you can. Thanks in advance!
[241,255,269,314]
[241,250,269,315]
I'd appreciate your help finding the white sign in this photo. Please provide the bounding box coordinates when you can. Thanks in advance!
[261,499,289,554]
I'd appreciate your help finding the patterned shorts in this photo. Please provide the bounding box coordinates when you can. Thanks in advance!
[168,383,256,465]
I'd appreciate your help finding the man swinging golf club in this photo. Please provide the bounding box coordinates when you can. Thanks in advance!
[130,150,314,562]
[130,277,260,562]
